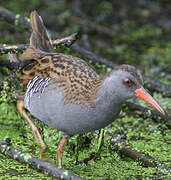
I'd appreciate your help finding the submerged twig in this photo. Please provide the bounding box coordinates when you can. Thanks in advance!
[0,139,85,180]
[0,44,26,54]
[67,15,116,37]
[143,76,171,97]
[0,7,171,96]
[0,33,79,55]
[0,59,35,70]
[124,102,171,124]
[110,134,171,170]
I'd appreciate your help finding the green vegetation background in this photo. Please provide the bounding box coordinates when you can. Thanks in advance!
[0,0,171,179]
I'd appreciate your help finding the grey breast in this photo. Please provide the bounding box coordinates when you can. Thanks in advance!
[24,77,120,136]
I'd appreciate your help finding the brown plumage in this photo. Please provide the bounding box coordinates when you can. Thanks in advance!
[112,64,143,85]
[18,11,102,106]
[16,11,165,167]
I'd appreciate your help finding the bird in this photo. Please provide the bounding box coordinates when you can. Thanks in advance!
[17,11,165,167]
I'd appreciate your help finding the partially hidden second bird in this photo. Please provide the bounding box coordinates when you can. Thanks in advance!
[17,11,165,167]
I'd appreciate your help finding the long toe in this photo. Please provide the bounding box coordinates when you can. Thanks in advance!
[40,147,51,162]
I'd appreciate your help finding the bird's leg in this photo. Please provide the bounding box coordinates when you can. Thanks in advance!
[77,129,105,164]
[56,137,68,168]
[16,98,49,161]
[96,128,105,153]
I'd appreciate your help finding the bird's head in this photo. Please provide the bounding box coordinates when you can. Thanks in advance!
[107,64,165,115]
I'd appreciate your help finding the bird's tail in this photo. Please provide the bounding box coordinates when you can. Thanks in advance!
[20,10,53,60]
[29,10,52,51]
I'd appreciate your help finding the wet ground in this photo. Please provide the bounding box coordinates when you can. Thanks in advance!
[0,0,171,179]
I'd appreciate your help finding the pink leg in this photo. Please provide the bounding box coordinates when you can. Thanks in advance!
[56,137,68,167]
[17,99,50,161]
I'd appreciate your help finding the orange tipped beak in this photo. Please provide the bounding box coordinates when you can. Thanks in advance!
[134,87,165,115]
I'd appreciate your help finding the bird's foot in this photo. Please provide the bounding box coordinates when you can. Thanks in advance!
[40,147,51,162]
[75,152,100,165]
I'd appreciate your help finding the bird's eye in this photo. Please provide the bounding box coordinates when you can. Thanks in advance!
[123,78,134,86]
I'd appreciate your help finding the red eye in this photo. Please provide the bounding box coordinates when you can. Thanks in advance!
[123,78,133,86]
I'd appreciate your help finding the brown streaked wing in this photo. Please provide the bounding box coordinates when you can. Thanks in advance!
[19,53,103,106]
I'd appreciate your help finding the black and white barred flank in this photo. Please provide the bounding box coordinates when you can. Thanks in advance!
[25,76,50,109]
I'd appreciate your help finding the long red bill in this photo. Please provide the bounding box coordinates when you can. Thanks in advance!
[134,87,165,115]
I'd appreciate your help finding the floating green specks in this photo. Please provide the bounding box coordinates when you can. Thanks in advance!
[23,153,32,161]
[60,170,69,179]
[15,14,21,26]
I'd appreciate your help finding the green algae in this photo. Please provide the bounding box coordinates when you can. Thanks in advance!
[0,34,171,180]
[0,1,171,179]
[0,154,50,180]
[0,85,171,179]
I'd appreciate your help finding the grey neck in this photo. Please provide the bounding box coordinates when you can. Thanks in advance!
[94,73,126,119]
[97,72,126,105]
